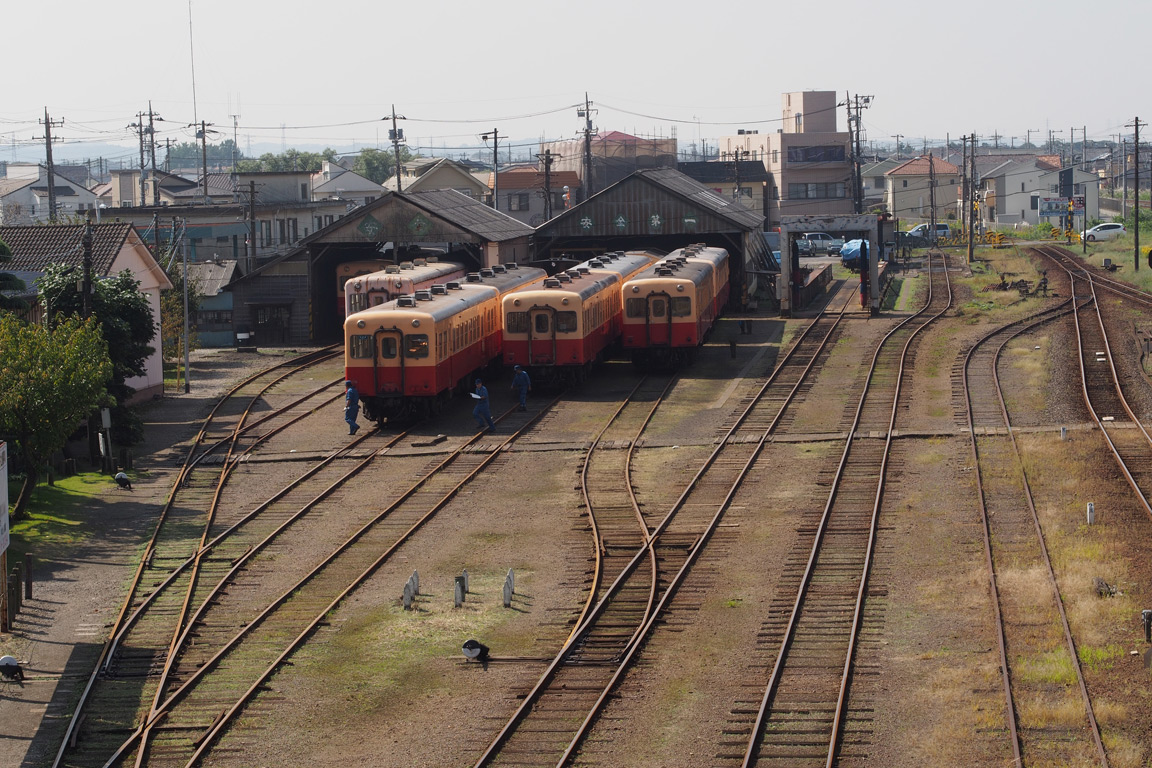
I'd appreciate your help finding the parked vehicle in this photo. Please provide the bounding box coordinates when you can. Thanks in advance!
[1081,223,1126,242]
[907,223,951,242]
[797,232,845,255]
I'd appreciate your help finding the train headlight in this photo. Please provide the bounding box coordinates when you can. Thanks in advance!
[677,284,684,292]
[353,281,362,292]
[562,298,569,305]
[356,320,366,329]
[412,319,420,327]
[514,299,521,306]
[631,286,639,293]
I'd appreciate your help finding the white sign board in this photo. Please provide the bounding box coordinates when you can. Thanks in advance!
[0,441,9,555]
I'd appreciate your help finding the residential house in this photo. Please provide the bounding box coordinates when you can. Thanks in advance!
[185,257,240,347]
[0,223,173,400]
[485,167,582,226]
[0,164,99,224]
[311,161,385,207]
[382,157,490,200]
[860,158,904,210]
[676,161,770,218]
[885,156,960,223]
[110,168,200,208]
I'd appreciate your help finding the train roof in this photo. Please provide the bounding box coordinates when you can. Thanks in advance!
[504,269,621,304]
[626,256,717,286]
[345,259,467,292]
[576,250,658,277]
[345,266,545,329]
[667,246,728,266]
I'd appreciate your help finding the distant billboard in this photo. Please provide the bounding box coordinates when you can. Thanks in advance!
[1039,196,1085,218]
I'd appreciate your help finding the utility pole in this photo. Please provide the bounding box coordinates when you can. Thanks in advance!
[732,148,749,202]
[968,134,977,266]
[991,130,1001,150]
[536,148,559,220]
[148,103,162,206]
[81,217,94,319]
[38,108,63,221]
[129,113,148,206]
[229,112,240,201]
[386,105,406,191]
[1025,128,1039,149]
[578,93,596,202]
[1123,138,1130,218]
[192,121,213,203]
[928,152,937,246]
[962,134,970,250]
[1129,117,1143,270]
[891,134,903,161]
[848,94,873,214]
[480,130,500,209]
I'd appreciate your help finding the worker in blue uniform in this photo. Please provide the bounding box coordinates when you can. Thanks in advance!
[511,365,531,411]
[473,378,495,431]
[345,380,360,435]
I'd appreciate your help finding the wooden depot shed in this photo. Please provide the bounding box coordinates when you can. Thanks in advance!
[533,168,777,308]
[227,189,534,344]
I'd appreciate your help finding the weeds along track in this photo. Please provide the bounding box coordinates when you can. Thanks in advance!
[739,252,951,768]
[1034,245,1152,523]
[90,392,565,768]
[473,286,859,768]
[53,347,344,768]
[962,279,1109,767]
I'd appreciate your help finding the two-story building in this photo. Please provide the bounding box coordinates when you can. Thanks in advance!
[718,91,854,228]
[485,167,582,226]
[0,164,99,224]
[382,157,490,200]
[885,156,960,224]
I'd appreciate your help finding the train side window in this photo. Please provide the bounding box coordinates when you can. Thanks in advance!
[381,337,398,358]
[507,312,528,334]
[671,297,691,317]
[626,298,644,318]
[349,334,374,359]
[534,314,550,334]
[556,311,577,333]
[404,334,429,358]
[348,294,368,314]
[650,298,667,318]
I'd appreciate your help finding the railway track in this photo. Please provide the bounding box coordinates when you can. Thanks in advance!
[472,285,861,768]
[1032,245,1152,522]
[85,386,573,768]
[962,273,1110,767]
[53,347,345,768]
[740,251,951,767]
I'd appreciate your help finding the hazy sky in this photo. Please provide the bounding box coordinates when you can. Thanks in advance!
[3,0,1148,164]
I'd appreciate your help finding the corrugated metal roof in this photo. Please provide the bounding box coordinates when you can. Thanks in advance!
[407,189,534,241]
[0,222,133,274]
[186,259,241,295]
[677,161,771,184]
[539,168,764,239]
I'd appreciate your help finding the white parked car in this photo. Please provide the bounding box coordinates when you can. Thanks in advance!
[1081,223,1126,242]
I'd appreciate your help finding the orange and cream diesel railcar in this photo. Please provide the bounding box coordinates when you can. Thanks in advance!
[621,245,730,364]
[501,250,657,382]
[344,264,545,424]
[343,258,468,317]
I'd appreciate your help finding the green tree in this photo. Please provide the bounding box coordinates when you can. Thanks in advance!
[0,314,113,520]
[166,139,243,171]
[353,147,414,185]
[236,148,338,174]
[160,267,202,390]
[0,238,27,313]
[38,265,157,445]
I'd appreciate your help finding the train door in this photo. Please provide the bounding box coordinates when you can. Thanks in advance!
[645,292,672,347]
[527,306,557,364]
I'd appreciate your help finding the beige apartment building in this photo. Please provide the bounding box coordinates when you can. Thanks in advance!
[717,91,853,228]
